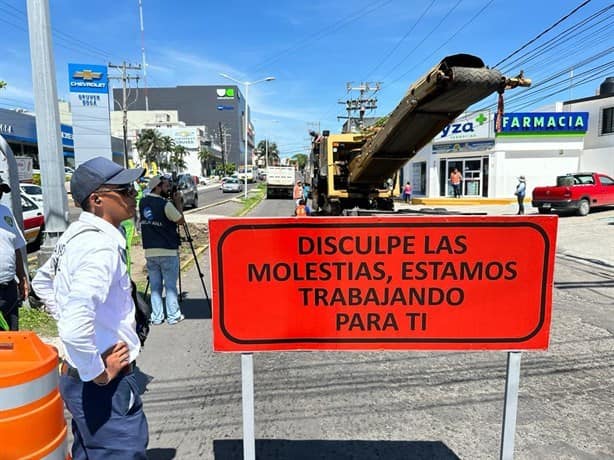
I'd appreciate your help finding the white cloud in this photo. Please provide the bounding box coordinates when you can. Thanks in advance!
[155,48,246,83]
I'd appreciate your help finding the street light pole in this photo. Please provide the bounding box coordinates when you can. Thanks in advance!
[243,82,249,199]
[219,73,275,199]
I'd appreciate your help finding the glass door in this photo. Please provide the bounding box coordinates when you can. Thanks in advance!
[463,159,482,196]
[446,160,464,197]
[441,158,484,197]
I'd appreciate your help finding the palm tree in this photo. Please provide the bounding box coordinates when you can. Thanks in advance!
[136,129,164,170]
[170,144,187,172]
[291,153,308,171]
[256,139,280,166]
[198,148,212,176]
[160,136,175,171]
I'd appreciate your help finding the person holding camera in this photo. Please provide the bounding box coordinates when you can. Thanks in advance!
[139,176,185,325]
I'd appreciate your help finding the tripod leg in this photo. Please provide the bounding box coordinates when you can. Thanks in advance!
[178,261,183,303]
[183,222,210,301]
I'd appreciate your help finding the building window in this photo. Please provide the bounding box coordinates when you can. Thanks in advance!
[602,107,614,134]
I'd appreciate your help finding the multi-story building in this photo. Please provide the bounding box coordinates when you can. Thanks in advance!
[113,85,254,167]
[109,110,223,176]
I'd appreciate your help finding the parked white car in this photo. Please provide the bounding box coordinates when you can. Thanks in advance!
[20,183,43,206]
[21,193,45,250]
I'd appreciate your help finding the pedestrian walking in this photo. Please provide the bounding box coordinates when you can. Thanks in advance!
[0,177,28,331]
[515,175,527,215]
[450,168,462,198]
[32,156,148,458]
[139,175,185,325]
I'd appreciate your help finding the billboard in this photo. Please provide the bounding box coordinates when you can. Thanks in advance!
[68,63,112,165]
[496,112,589,135]
[156,127,200,149]
[433,111,493,144]
[210,216,557,352]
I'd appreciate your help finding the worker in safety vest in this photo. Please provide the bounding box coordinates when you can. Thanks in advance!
[294,199,311,216]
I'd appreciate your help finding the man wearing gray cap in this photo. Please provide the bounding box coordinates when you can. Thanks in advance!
[32,156,148,459]
[0,176,28,330]
[139,175,185,325]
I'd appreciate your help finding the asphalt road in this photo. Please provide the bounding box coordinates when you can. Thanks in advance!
[135,197,614,459]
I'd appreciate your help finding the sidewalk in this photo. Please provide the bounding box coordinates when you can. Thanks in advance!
[398,200,614,268]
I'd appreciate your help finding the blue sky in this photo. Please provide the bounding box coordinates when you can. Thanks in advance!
[0,0,612,158]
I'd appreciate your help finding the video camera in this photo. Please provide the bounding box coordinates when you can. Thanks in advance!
[159,172,178,200]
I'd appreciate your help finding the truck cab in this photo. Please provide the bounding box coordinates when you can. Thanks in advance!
[311,132,397,215]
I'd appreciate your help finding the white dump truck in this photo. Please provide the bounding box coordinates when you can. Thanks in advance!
[266,166,296,199]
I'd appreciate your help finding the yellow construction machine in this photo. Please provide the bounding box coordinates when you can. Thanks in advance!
[308,54,530,215]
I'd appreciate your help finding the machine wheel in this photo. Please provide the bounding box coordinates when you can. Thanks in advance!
[538,207,550,214]
[192,194,198,208]
[322,197,341,216]
[577,199,590,216]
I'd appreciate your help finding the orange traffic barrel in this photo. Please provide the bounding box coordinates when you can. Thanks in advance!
[0,332,68,460]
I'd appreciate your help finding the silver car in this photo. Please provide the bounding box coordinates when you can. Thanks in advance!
[221,177,243,193]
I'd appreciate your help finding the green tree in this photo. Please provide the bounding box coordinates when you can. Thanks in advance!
[136,129,164,169]
[224,163,236,176]
[255,139,280,166]
[291,153,307,171]
[160,136,175,171]
[0,80,6,89]
[170,144,187,171]
[198,148,215,176]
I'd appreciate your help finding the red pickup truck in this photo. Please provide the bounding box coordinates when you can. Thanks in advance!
[532,172,614,216]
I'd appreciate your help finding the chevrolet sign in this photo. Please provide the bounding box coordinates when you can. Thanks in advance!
[68,63,109,94]
[73,69,102,80]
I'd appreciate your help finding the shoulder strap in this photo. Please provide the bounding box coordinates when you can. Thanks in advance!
[53,227,103,275]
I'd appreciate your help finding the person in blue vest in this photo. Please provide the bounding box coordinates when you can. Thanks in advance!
[139,175,185,325]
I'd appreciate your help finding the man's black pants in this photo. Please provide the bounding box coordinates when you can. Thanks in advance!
[0,280,19,330]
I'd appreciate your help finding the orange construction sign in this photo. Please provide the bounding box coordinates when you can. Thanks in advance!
[209,216,557,352]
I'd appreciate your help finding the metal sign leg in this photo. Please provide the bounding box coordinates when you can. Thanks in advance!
[241,353,256,460]
[500,351,522,460]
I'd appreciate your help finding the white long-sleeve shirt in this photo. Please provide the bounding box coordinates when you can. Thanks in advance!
[0,204,26,283]
[32,212,140,381]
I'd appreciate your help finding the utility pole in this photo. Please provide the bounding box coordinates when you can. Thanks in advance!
[218,121,226,172]
[26,0,69,265]
[109,61,141,167]
[337,82,380,133]
[138,0,149,111]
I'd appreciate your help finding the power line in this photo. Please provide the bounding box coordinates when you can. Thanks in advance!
[249,0,393,74]
[493,0,594,68]
[378,0,464,83]
[109,61,142,166]
[362,0,437,81]
[386,0,495,88]
[498,4,613,73]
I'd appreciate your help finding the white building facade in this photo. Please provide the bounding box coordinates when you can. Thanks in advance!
[403,79,614,199]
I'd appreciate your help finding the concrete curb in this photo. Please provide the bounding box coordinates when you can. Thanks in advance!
[180,243,209,272]
[411,197,521,206]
